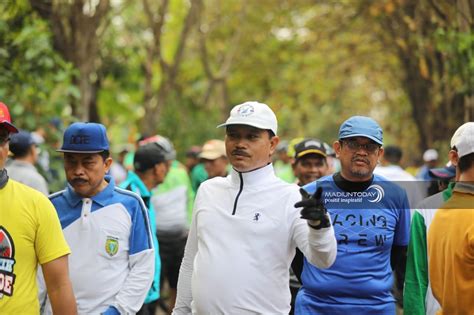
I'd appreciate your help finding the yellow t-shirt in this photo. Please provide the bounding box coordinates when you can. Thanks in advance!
[428,190,474,315]
[0,179,71,314]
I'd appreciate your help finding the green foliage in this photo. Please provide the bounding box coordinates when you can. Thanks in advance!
[1,0,470,165]
[435,28,474,93]
[0,1,78,131]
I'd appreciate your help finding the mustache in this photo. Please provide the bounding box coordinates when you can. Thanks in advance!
[231,149,250,157]
[352,156,370,164]
[71,178,88,185]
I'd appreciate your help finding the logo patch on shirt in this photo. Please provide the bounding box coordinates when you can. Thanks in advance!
[253,212,261,222]
[105,236,119,256]
[0,226,16,298]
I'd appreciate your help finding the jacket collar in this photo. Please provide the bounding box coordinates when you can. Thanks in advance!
[124,171,150,197]
[229,163,277,187]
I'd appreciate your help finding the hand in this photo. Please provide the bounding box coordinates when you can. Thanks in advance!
[294,187,331,229]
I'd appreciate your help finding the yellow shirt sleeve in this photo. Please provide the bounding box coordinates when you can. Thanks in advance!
[34,193,71,265]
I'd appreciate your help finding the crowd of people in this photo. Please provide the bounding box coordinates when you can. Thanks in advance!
[0,99,472,315]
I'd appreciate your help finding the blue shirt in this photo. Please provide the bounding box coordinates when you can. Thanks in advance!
[120,171,161,304]
[296,174,410,314]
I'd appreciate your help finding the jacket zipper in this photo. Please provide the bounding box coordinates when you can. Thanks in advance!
[232,172,244,215]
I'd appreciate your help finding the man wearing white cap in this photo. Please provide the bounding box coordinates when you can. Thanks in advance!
[199,139,228,179]
[417,149,439,195]
[173,101,336,314]
[404,124,466,315]
[428,122,474,314]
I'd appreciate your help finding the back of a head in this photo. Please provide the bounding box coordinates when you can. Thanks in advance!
[383,145,403,164]
[134,142,166,173]
[451,122,474,173]
[9,130,35,158]
[139,134,176,161]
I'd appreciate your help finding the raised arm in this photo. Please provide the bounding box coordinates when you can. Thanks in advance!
[292,187,337,269]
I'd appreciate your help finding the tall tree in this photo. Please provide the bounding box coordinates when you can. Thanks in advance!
[140,0,202,133]
[30,0,112,121]
[363,0,473,150]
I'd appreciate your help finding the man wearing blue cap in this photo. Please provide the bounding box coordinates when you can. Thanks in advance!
[41,122,155,315]
[6,130,49,195]
[295,116,411,314]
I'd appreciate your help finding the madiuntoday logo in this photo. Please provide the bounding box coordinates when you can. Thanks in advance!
[324,184,385,204]
[367,184,385,203]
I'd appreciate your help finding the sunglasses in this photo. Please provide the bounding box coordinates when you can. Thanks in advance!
[340,140,381,153]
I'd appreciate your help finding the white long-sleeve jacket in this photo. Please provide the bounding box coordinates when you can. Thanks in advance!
[173,164,336,315]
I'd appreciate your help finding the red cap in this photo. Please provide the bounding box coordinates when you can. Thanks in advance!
[0,102,19,133]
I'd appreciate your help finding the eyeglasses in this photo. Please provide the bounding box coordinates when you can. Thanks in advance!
[340,140,381,153]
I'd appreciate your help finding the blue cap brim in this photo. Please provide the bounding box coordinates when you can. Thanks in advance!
[429,166,456,179]
[57,149,106,154]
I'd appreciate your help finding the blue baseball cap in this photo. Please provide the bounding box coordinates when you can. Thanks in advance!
[338,116,383,145]
[58,122,109,153]
[429,165,456,180]
[9,130,35,156]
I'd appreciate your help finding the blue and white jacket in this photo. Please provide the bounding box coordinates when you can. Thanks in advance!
[120,171,161,305]
[44,176,155,315]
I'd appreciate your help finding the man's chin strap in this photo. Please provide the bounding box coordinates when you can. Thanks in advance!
[0,169,9,189]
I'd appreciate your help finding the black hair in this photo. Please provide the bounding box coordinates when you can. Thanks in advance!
[10,145,33,159]
[458,152,474,173]
[267,130,276,138]
[383,146,403,164]
[99,150,110,160]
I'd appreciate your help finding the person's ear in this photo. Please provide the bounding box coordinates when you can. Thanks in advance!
[377,147,384,160]
[449,149,459,166]
[333,141,341,158]
[104,157,113,172]
[269,135,280,156]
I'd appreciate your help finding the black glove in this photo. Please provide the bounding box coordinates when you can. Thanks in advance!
[294,187,331,230]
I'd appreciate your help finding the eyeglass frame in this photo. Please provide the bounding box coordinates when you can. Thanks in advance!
[339,139,382,154]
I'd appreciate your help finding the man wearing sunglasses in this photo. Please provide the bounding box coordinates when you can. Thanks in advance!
[0,102,76,314]
[295,116,410,314]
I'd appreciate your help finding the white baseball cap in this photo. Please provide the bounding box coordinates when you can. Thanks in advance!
[423,149,438,162]
[450,122,474,158]
[217,101,278,135]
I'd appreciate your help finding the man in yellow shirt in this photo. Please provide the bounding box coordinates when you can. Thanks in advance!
[428,122,474,314]
[0,102,76,314]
